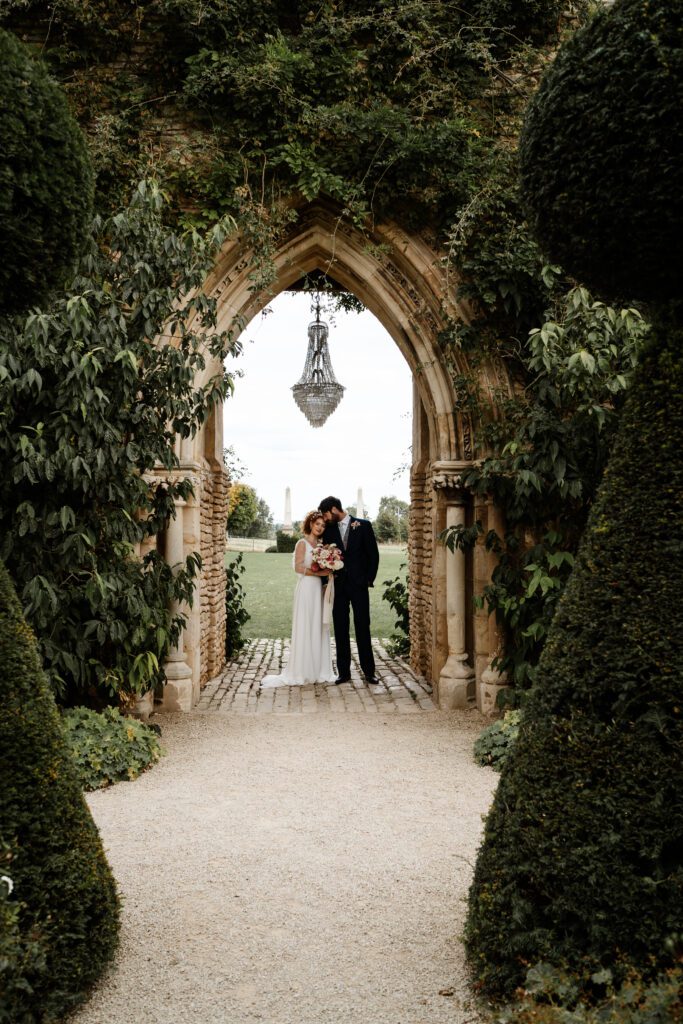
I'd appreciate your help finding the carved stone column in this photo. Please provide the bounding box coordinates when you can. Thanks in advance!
[158,498,194,712]
[479,497,508,715]
[432,468,475,709]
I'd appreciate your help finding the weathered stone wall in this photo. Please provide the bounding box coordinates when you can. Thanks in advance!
[199,460,230,686]
[408,467,434,679]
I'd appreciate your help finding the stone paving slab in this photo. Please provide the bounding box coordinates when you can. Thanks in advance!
[196,639,436,714]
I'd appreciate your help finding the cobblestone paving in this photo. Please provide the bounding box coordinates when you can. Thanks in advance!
[196,638,435,714]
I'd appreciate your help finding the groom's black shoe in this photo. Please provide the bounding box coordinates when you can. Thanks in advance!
[334,676,351,685]
[365,675,381,685]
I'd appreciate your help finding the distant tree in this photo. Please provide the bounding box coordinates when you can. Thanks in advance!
[246,497,274,539]
[374,496,409,543]
[227,484,259,536]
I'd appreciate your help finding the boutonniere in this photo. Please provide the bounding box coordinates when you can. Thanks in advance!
[350,520,361,530]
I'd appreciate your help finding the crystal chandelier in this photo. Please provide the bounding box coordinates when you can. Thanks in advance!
[291,299,345,428]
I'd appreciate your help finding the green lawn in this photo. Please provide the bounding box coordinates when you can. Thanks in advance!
[227,549,407,639]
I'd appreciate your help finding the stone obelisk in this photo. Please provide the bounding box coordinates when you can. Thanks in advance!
[283,487,294,535]
[356,487,365,519]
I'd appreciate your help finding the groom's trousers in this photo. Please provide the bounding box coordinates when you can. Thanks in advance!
[332,578,376,680]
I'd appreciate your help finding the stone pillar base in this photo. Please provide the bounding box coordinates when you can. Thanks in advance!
[479,665,508,716]
[157,661,194,713]
[438,655,475,710]
[129,688,154,721]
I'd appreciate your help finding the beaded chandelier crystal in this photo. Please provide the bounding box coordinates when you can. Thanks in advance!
[291,300,345,428]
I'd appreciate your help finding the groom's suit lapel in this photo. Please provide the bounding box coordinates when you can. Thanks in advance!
[345,516,359,552]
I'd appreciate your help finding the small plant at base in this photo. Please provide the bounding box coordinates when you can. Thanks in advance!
[61,706,164,791]
[497,962,683,1023]
[225,553,250,659]
[473,710,522,771]
[382,567,410,658]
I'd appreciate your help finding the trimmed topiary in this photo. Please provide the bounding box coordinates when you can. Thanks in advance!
[0,29,93,314]
[465,314,683,997]
[467,0,683,1000]
[0,560,119,1020]
[519,0,683,304]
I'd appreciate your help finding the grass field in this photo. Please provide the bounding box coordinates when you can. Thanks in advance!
[227,549,407,639]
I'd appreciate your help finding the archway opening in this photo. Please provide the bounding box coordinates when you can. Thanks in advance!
[224,288,412,651]
[164,202,510,713]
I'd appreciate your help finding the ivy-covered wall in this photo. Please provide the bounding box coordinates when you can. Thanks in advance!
[5,1,633,701]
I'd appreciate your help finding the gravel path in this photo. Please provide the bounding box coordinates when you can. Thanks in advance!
[71,708,497,1024]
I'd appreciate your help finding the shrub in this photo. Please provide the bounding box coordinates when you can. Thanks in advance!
[466,297,683,1001]
[276,530,301,553]
[61,706,164,791]
[498,962,683,1024]
[0,29,93,313]
[467,1,683,1001]
[0,858,48,1024]
[225,552,250,658]
[0,560,119,1020]
[473,710,522,771]
[519,0,683,304]
[381,567,410,657]
[0,181,235,702]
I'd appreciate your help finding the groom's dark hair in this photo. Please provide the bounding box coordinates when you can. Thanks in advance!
[319,496,342,514]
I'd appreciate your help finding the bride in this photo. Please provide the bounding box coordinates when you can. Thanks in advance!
[260,510,337,687]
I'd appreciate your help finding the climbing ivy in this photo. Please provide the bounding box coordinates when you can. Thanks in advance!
[443,285,649,696]
[0,181,237,702]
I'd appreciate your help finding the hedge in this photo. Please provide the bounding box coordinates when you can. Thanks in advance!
[467,0,683,999]
[465,315,683,997]
[0,28,93,314]
[519,0,683,304]
[0,561,119,1020]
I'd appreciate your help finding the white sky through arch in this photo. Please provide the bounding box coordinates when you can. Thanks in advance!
[223,292,413,525]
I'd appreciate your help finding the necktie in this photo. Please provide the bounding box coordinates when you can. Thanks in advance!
[340,521,349,549]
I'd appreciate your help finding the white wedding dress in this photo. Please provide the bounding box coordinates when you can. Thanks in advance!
[260,538,336,687]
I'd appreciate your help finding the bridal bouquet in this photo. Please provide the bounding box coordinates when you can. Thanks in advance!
[311,543,344,573]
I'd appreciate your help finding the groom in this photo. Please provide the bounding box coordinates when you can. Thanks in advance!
[319,496,380,685]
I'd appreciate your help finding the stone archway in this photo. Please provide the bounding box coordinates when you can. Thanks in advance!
[157,201,510,714]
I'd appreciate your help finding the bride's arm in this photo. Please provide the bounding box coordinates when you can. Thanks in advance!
[293,539,329,577]
[294,539,307,575]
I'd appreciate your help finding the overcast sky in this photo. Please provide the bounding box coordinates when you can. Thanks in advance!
[222,292,413,524]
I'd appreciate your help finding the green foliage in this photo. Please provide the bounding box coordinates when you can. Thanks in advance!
[0,28,93,313]
[465,317,683,998]
[443,285,648,692]
[0,856,48,1024]
[473,710,522,771]
[520,0,683,304]
[381,566,410,657]
[0,0,578,236]
[0,180,237,702]
[61,706,164,791]
[374,495,409,544]
[276,530,301,553]
[0,559,119,1021]
[227,482,259,536]
[497,963,683,1024]
[225,552,250,658]
[247,497,275,539]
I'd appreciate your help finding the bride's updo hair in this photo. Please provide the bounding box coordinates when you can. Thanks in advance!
[303,509,324,535]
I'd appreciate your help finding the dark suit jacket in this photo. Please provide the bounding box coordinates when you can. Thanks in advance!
[323,516,379,588]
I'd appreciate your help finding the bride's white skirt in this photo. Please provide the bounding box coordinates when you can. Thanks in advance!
[260,577,336,688]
